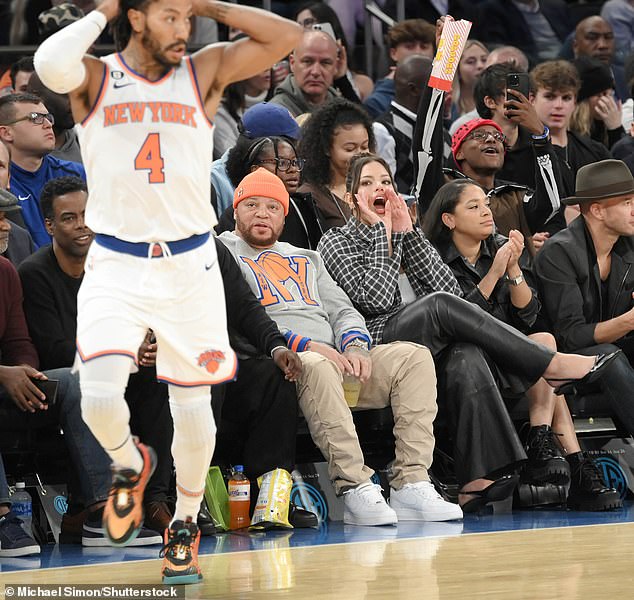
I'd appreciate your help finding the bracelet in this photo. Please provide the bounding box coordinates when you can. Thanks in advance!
[270,346,287,358]
[531,125,550,141]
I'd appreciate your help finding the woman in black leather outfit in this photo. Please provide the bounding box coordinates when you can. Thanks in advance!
[423,178,621,511]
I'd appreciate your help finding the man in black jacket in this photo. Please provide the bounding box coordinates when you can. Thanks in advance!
[534,160,634,433]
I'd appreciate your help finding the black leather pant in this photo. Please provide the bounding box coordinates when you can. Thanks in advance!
[382,292,555,379]
[573,343,634,436]
[382,292,556,484]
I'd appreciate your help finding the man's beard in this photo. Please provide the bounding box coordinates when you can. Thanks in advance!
[141,27,186,68]
[0,236,9,255]
[236,219,280,249]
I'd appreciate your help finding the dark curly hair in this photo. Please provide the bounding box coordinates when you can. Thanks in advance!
[112,0,154,52]
[226,135,299,188]
[39,176,88,220]
[298,97,375,188]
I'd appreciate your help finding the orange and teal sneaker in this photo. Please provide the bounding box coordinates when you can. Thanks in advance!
[103,441,156,547]
[160,517,202,585]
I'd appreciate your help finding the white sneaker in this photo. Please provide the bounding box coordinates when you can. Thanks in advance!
[390,481,463,522]
[343,482,398,526]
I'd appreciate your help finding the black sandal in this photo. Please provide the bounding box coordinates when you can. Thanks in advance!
[460,475,519,514]
[547,350,621,395]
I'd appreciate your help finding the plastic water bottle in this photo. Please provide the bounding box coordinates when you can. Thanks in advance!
[228,466,250,530]
[11,482,33,536]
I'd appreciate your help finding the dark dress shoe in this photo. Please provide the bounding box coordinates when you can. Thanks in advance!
[197,503,217,536]
[144,500,172,533]
[289,503,319,528]
[460,474,519,514]
[549,350,621,395]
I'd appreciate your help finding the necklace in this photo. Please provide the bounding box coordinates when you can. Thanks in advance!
[327,189,348,221]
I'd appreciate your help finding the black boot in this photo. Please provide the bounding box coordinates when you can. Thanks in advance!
[523,425,570,485]
[566,452,622,511]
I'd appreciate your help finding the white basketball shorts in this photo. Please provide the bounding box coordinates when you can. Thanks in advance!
[75,236,237,386]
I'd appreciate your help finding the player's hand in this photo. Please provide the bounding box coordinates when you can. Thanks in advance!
[137,330,157,368]
[307,341,353,375]
[504,89,544,135]
[272,348,302,382]
[95,0,120,22]
[343,346,372,382]
[0,365,47,413]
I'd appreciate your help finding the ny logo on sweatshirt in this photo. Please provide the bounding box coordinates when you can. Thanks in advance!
[240,251,319,307]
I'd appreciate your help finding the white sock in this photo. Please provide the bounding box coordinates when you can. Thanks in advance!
[79,355,143,473]
[168,386,216,524]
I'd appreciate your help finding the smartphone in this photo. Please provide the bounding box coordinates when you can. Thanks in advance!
[312,22,337,42]
[33,379,59,405]
[506,72,530,101]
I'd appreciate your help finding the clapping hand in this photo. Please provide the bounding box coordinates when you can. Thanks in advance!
[506,229,525,271]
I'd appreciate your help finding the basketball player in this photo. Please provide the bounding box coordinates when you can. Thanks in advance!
[33,0,302,584]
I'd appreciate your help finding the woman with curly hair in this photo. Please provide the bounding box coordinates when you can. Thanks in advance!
[298,97,375,229]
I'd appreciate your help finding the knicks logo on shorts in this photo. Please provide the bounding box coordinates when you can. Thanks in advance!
[197,349,226,374]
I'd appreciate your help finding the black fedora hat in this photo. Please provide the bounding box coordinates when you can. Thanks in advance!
[562,159,634,206]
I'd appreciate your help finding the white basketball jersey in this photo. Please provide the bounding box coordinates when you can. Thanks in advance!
[78,53,217,242]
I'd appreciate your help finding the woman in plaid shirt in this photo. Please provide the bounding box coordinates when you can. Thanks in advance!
[318,153,618,512]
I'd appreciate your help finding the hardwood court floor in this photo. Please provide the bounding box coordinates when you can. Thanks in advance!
[2,506,634,599]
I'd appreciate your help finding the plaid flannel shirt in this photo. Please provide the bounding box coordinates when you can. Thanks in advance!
[318,219,463,344]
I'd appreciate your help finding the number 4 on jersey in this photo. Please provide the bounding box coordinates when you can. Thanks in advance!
[135,133,165,183]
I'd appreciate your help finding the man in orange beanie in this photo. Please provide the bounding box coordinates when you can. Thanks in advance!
[233,167,290,217]
[218,168,463,526]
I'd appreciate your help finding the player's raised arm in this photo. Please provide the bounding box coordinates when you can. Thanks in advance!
[191,1,302,91]
[33,0,119,118]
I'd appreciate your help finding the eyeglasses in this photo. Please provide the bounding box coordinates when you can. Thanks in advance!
[465,130,506,144]
[2,112,55,126]
[257,157,305,172]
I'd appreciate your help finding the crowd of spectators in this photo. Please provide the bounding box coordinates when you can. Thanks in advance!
[0,0,633,559]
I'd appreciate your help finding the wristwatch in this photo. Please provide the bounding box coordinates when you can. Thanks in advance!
[346,338,370,351]
[507,274,524,286]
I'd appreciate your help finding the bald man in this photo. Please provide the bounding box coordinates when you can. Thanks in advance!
[573,15,628,100]
[270,31,339,116]
[375,55,433,194]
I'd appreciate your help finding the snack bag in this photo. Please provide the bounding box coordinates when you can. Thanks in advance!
[250,468,293,530]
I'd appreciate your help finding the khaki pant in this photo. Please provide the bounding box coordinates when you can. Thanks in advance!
[296,342,437,494]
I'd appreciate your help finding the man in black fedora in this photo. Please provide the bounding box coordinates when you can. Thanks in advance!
[535,159,634,364]
[534,158,634,506]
